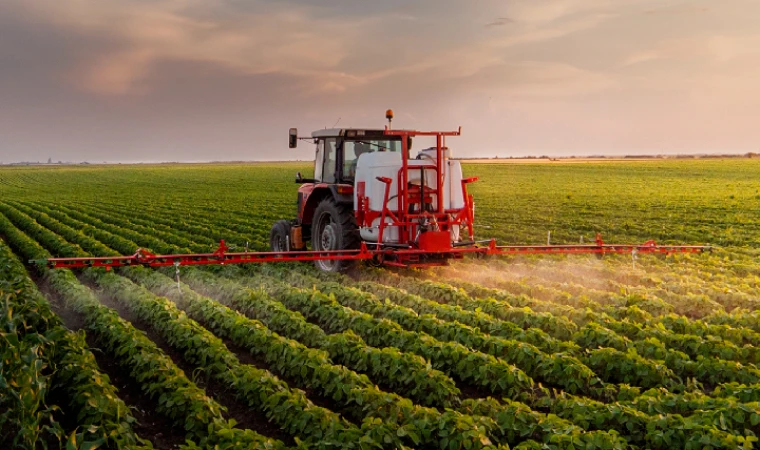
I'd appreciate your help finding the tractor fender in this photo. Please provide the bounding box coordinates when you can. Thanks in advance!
[297,183,353,226]
[328,184,354,205]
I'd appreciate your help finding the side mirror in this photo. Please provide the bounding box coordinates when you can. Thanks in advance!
[295,172,316,184]
[289,128,298,148]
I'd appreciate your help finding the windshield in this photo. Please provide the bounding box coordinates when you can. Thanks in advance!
[350,139,402,153]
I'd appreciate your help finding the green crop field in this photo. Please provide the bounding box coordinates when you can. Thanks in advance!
[1,159,759,450]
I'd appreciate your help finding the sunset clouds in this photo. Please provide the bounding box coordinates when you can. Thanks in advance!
[1,0,759,162]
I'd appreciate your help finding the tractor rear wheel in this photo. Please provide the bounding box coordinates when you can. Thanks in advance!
[270,220,292,252]
[311,198,359,272]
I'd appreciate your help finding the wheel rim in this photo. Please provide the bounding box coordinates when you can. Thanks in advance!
[321,223,337,251]
[315,214,338,271]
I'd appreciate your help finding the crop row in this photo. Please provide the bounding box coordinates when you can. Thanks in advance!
[462,270,760,354]
[8,200,760,446]
[406,250,758,325]
[176,269,628,449]
[317,267,757,390]
[144,262,757,445]
[285,267,685,393]
[0,208,287,449]
[59,200,257,248]
[250,270,535,396]
[76,199,273,246]
[92,267,388,449]
[171,267,461,408]
[22,200,465,409]
[4,201,187,256]
[55,201,222,247]
[159,263,756,450]
[276,268,608,392]
[0,217,150,449]
[20,199,760,397]
[285,265,760,413]
[123,267,507,449]
[17,201,632,448]
[20,197,760,390]
[246,267,759,449]
[267,265,760,446]
[3,205,507,449]
[358,267,760,373]
[43,202,217,252]
[59,195,760,352]
[42,199,264,251]
[438,255,760,343]
[15,201,536,398]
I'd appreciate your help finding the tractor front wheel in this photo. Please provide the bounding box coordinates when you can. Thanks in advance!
[269,220,292,252]
[311,198,359,272]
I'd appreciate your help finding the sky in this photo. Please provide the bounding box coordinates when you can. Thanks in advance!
[2,0,760,162]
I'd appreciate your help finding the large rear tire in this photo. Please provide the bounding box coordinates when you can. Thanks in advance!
[311,198,359,272]
[270,220,292,252]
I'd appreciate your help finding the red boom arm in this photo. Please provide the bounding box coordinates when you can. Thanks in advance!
[39,236,708,270]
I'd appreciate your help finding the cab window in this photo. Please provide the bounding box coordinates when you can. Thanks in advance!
[342,141,372,180]
[321,138,337,183]
[341,139,401,181]
[314,140,324,181]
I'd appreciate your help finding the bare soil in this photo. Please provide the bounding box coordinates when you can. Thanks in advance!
[191,315,357,422]
[32,273,187,449]
[80,278,296,446]
[85,336,189,449]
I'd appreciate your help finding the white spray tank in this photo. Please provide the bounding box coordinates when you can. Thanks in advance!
[413,146,464,211]
[353,146,466,243]
[413,146,464,242]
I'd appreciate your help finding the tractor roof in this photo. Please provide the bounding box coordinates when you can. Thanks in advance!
[311,128,408,139]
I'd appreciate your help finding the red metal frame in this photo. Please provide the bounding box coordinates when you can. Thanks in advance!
[351,127,480,265]
[387,128,466,248]
[42,235,708,270]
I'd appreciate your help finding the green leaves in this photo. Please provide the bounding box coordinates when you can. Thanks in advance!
[103,268,362,449]
[2,161,760,450]
[253,270,535,399]
[0,234,151,449]
[185,268,463,409]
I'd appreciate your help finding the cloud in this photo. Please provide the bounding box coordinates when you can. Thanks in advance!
[621,50,666,66]
[1,0,632,100]
[503,0,631,25]
[11,0,361,96]
[485,17,514,27]
[643,5,709,15]
[620,33,760,68]
[706,34,760,63]
[77,50,154,96]
[495,12,617,47]
[2,0,760,162]
[468,61,615,98]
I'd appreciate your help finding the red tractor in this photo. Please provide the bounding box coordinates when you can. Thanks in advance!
[272,110,476,272]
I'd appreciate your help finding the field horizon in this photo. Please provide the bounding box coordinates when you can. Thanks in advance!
[2,151,757,167]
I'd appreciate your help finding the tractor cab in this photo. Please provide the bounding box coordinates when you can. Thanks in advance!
[306,128,405,185]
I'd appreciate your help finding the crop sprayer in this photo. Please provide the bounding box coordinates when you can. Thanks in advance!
[42,110,709,272]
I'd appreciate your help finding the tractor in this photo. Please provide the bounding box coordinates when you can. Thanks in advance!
[271,110,475,272]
